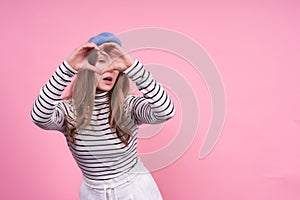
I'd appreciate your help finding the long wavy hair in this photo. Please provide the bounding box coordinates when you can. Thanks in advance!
[64,50,131,146]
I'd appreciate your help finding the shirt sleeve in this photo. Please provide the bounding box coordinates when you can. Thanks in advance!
[124,59,176,125]
[30,61,77,132]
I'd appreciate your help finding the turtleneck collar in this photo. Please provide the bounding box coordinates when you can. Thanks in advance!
[95,89,109,103]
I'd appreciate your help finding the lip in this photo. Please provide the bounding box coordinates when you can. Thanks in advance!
[102,76,113,85]
[102,80,113,85]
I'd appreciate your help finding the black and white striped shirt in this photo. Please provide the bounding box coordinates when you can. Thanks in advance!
[31,59,175,181]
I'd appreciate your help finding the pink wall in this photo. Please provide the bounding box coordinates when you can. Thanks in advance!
[1,0,300,199]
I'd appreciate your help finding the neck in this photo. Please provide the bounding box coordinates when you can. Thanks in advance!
[95,89,109,103]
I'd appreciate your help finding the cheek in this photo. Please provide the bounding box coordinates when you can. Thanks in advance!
[115,71,120,76]
[113,71,120,80]
[95,75,101,83]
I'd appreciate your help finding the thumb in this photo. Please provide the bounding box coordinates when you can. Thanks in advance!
[82,59,102,74]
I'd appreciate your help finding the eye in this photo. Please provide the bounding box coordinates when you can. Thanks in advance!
[98,60,106,63]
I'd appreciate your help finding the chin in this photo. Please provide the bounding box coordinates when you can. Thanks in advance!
[97,85,113,91]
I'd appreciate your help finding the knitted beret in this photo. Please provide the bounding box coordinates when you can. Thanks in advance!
[88,32,122,46]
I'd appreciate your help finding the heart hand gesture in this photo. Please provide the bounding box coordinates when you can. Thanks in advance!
[98,42,135,74]
[66,42,101,73]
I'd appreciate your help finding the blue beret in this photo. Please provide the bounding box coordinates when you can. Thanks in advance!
[88,32,122,46]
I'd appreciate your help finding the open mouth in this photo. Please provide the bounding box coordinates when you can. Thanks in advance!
[103,77,112,81]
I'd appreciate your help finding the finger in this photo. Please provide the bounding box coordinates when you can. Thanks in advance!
[84,64,102,74]
[99,42,120,53]
[85,42,100,49]
[99,63,116,74]
[80,44,101,59]
[81,59,102,74]
[99,42,118,48]
[79,43,100,54]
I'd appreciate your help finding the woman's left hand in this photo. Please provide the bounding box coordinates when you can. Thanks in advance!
[98,42,134,73]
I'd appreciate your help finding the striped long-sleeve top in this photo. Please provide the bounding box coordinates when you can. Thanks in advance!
[30,59,175,181]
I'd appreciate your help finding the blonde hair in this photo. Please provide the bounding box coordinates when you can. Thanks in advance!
[64,51,131,146]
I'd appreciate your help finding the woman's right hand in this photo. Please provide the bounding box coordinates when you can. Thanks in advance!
[66,42,101,72]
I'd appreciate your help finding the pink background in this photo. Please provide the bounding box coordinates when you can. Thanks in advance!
[1,0,300,199]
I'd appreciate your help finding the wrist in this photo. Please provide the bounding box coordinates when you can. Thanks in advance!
[63,60,78,74]
[123,59,138,74]
[125,56,135,68]
[65,59,78,71]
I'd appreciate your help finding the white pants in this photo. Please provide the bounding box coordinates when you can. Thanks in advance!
[79,159,163,200]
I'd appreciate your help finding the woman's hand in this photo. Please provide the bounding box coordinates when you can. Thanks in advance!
[66,42,101,72]
[98,42,134,73]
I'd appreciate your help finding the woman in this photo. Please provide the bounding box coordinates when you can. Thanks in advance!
[31,32,175,200]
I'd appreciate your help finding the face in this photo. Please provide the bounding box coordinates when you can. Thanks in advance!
[94,51,119,91]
